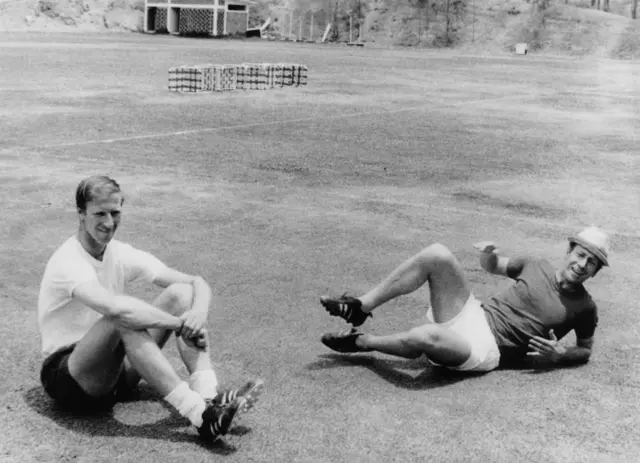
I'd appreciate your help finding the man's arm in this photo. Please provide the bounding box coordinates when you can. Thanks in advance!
[152,267,215,340]
[528,330,592,366]
[558,337,593,365]
[474,241,514,277]
[152,267,213,316]
[555,346,592,366]
[73,281,183,331]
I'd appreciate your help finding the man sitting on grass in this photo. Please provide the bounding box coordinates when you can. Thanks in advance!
[320,227,609,372]
[38,175,262,443]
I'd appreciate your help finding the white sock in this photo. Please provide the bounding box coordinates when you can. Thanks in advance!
[164,381,206,428]
[189,369,219,400]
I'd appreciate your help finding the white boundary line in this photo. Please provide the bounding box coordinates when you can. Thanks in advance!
[36,93,540,149]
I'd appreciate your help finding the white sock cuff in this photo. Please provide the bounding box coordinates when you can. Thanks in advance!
[164,381,206,428]
[164,381,191,403]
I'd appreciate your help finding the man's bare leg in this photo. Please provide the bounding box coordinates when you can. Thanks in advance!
[67,317,212,431]
[322,244,474,366]
[357,324,471,366]
[121,283,214,393]
[358,243,471,323]
[65,318,127,395]
[121,284,263,408]
[68,315,197,398]
[65,316,253,443]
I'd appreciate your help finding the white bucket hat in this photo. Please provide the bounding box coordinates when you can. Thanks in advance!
[568,226,610,267]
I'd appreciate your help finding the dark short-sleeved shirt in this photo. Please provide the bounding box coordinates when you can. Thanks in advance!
[482,257,598,361]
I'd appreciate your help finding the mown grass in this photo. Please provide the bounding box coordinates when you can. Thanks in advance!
[0,32,639,462]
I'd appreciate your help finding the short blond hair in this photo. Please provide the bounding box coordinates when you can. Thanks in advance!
[75,176,123,211]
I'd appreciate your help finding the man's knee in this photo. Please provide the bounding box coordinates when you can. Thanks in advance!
[419,243,455,265]
[406,325,443,351]
[164,283,194,313]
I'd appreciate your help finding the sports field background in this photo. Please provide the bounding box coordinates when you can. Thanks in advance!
[1,32,639,462]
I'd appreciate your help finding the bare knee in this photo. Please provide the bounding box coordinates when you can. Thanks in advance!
[418,243,455,265]
[406,325,442,351]
[164,283,194,314]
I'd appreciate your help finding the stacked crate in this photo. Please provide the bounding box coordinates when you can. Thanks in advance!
[271,64,285,88]
[212,65,238,91]
[237,63,270,90]
[168,63,308,93]
[168,64,214,92]
[278,63,308,87]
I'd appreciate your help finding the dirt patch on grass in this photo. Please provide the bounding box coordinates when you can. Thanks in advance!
[451,190,561,218]
[256,160,311,176]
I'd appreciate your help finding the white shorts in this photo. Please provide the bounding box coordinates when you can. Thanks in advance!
[425,294,500,373]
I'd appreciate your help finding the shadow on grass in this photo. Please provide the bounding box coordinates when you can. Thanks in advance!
[23,384,242,455]
[497,356,588,374]
[309,353,576,388]
[308,354,478,390]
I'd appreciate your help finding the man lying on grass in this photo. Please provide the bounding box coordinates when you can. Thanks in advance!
[320,227,609,372]
[38,175,262,443]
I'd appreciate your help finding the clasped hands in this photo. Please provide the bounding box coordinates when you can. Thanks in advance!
[176,309,208,350]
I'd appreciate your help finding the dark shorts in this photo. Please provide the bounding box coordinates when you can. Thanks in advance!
[40,343,129,413]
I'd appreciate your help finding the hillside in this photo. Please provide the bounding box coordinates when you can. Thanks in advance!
[359,0,638,57]
[0,0,145,31]
[0,0,637,58]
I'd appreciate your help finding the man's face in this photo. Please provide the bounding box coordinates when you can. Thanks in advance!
[562,244,600,284]
[79,192,123,247]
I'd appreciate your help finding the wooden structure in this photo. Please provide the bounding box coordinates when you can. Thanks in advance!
[144,0,253,36]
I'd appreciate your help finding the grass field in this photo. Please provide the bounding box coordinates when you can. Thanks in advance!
[1,32,639,462]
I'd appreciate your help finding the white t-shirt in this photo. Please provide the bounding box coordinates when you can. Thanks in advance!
[38,236,167,357]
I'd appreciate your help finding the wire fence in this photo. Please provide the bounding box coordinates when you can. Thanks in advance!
[266,7,364,43]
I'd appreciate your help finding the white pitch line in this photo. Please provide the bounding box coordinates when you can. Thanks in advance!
[35,93,540,149]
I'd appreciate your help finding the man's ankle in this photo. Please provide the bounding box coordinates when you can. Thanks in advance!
[358,296,376,314]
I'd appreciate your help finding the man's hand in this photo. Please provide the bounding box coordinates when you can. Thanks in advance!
[473,241,499,254]
[182,331,208,350]
[474,241,508,275]
[528,330,567,362]
[177,309,208,339]
[176,310,208,351]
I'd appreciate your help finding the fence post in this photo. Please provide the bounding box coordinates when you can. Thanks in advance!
[299,13,302,40]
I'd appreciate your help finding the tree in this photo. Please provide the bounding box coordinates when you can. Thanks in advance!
[415,0,432,26]
[405,0,468,46]
[434,0,466,45]
[330,0,340,40]
[350,0,366,41]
